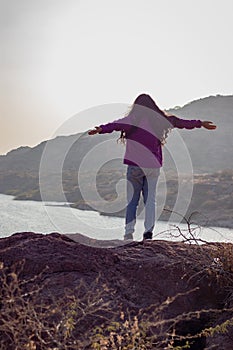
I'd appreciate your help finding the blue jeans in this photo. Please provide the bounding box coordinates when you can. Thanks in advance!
[125,165,160,236]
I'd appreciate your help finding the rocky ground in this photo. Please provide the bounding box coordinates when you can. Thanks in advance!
[0,232,233,349]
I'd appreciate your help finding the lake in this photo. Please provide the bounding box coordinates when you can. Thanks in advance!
[0,194,232,244]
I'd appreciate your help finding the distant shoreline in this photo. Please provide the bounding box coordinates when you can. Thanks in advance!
[1,192,232,230]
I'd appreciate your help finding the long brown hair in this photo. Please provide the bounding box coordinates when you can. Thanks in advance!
[119,93,172,145]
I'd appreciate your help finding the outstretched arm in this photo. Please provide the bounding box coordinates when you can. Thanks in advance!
[168,115,216,130]
[88,115,133,135]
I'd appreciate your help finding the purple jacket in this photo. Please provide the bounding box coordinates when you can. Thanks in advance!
[100,113,202,168]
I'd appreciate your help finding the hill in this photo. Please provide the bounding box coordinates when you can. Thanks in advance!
[0,94,232,173]
[166,94,233,173]
[0,95,232,228]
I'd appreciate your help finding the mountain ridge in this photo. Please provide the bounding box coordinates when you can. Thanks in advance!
[0,94,233,173]
[0,95,232,228]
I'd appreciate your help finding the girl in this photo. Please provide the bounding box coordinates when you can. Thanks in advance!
[88,94,216,241]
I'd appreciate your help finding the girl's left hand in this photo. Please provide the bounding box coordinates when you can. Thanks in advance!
[201,121,217,130]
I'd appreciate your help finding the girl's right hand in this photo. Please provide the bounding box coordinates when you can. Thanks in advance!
[201,121,217,130]
[88,126,102,135]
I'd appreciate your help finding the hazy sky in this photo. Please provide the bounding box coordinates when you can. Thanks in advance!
[1,0,233,154]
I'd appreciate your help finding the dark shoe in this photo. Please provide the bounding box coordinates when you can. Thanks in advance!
[124,233,133,241]
[143,232,153,240]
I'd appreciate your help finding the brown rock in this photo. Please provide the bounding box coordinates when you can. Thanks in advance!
[0,231,232,349]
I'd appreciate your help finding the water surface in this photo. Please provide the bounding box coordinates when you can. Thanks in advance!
[0,194,232,243]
